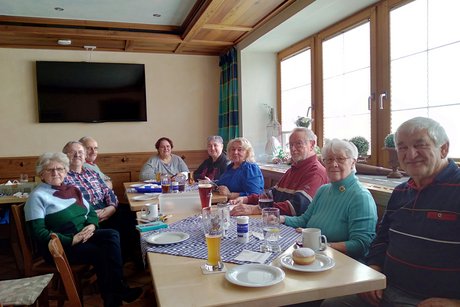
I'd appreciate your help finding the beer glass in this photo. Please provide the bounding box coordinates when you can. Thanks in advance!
[202,207,224,271]
[198,179,213,208]
[258,189,274,209]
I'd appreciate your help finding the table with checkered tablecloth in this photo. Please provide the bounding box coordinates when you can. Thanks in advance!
[140,215,300,265]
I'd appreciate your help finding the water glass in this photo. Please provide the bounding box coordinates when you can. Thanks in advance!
[261,207,281,252]
[202,207,224,271]
[161,174,171,193]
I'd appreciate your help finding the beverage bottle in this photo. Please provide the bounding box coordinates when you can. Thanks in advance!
[237,216,249,244]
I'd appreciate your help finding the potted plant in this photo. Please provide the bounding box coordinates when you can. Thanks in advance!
[295,116,311,128]
[349,136,369,161]
[383,133,403,178]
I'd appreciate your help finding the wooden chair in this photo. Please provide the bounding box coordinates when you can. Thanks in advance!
[10,204,95,303]
[48,234,83,307]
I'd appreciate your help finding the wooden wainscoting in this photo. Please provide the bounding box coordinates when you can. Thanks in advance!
[0,150,208,203]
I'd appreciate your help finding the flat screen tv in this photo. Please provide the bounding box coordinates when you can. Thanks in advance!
[36,61,147,123]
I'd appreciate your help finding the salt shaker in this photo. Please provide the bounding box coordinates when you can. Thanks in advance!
[237,216,249,243]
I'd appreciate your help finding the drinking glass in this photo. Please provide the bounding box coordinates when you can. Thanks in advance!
[217,202,230,238]
[202,207,224,271]
[198,180,212,208]
[258,189,274,209]
[261,207,281,252]
[161,174,171,193]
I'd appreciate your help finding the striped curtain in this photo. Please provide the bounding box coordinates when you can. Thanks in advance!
[218,47,239,146]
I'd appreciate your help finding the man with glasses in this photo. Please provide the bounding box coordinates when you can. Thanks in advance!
[322,117,460,306]
[231,127,328,216]
[79,136,112,189]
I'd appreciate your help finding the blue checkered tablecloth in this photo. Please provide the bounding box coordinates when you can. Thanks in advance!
[140,215,300,265]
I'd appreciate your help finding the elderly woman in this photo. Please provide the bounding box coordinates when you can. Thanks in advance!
[281,139,377,260]
[24,152,141,306]
[193,135,229,181]
[217,137,264,200]
[139,137,189,180]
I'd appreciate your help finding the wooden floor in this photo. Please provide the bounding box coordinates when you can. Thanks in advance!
[0,238,157,306]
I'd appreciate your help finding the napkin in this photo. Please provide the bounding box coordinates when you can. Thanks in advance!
[234,249,271,264]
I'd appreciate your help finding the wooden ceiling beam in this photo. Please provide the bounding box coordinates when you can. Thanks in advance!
[201,23,252,32]
[0,25,183,43]
[0,16,179,32]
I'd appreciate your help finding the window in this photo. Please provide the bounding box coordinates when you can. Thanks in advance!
[390,0,460,157]
[322,22,371,152]
[280,49,312,146]
[277,0,460,164]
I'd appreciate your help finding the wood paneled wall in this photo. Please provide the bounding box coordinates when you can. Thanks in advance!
[0,150,208,203]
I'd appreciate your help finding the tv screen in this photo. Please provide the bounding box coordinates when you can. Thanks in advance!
[36,61,147,123]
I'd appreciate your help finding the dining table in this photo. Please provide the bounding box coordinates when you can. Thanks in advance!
[141,211,386,306]
[124,182,228,212]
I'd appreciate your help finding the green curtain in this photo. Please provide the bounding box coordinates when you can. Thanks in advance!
[218,47,239,146]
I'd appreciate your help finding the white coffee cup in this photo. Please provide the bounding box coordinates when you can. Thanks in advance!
[302,228,328,251]
[141,203,158,221]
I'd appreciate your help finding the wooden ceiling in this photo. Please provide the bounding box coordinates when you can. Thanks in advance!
[0,0,296,56]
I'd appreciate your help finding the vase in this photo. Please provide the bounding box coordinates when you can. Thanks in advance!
[384,147,403,178]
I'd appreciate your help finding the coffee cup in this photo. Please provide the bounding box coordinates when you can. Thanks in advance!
[302,228,327,251]
[141,203,159,221]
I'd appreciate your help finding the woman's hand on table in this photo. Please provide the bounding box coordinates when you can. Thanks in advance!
[230,196,247,206]
[96,206,116,222]
[72,224,96,245]
[230,204,261,216]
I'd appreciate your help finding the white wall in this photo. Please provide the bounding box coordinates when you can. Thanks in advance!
[240,50,278,161]
[0,48,219,157]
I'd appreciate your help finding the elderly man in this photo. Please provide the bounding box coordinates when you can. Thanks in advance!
[193,135,229,181]
[322,117,460,307]
[79,136,113,189]
[231,127,328,216]
[63,141,142,267]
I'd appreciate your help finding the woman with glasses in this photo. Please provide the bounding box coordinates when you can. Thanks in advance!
[24,152,142,306]
[280,138,377,260]
[217,137,264,200]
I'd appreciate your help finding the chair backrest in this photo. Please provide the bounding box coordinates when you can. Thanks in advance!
[11,203,38,276]
[48,233,82,307]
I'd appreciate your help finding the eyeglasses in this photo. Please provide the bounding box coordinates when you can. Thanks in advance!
[323,157,350,165]
[44,167,66,173]
[289,141,307,148]
[68,150,85,156]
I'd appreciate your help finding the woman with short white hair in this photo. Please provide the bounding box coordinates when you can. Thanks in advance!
[280,138,377,260]
[193,135,229,181]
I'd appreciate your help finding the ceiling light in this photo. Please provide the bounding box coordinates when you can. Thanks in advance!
[57,39,71,46]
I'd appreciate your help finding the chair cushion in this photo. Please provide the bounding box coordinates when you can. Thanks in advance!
[0,273,53,305]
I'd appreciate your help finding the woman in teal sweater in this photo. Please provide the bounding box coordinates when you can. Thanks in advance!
[281,139,377,260]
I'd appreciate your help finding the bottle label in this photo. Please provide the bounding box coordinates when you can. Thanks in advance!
[237,223,249,234]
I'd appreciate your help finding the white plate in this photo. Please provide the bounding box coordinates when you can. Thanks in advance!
[280,254,335,272]
[132,195,157,201]
[225,264,285,287]
[130,183,144,188]
[145,232,190,245]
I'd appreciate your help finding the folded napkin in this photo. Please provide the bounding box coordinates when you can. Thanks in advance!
[234,249,271,264]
